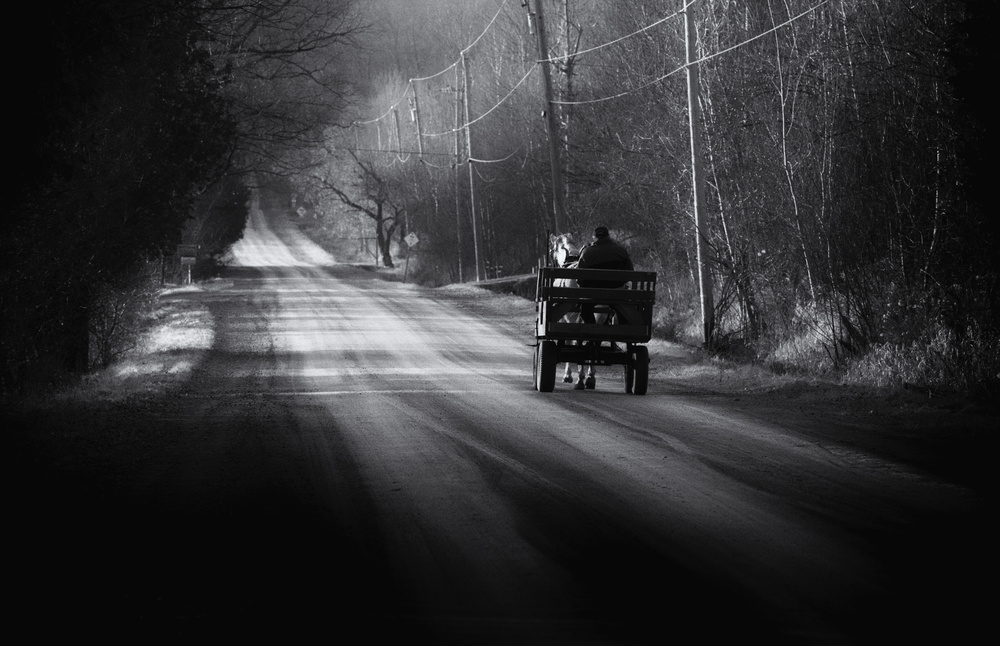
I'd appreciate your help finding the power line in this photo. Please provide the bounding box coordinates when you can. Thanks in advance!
[407,0,509,84]
[423,65,537,137]
[470,144,525,164]
[700,0,829,65]
[356,0,685,150]
[410,62,457,84]
[552,0,829,107]
[539,2,688,64]
[331,145,522,169]
[355,0,511,127]
[353,0,829,163]
[354,95,407,126]
[552,62,686,106]
[461,0,510,56]
[333,147,455,158]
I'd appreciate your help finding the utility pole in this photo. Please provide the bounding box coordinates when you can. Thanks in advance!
[409,83,425,158]
[446,72,464,282]
[462,50,485,282]
[684,0,714,348]
[530,0,566,233]
[391,108,403,158]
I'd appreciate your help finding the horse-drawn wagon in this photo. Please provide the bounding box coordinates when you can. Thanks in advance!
[533,266,657,394]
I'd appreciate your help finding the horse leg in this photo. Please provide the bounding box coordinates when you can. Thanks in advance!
[562,361,574,383]
[574,352,589,390]
[571,342,598,390]
[583,311,609,390]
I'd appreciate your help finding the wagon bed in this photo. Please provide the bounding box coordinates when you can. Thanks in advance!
[533,267,657,394]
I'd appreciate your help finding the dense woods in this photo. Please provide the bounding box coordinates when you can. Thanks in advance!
[299,0,997,397]
[2,0,995,398]
[2,0,357,393]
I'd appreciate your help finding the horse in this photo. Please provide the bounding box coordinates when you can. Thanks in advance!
[548,233,600,390]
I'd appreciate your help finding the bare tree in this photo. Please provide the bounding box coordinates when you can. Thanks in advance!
[199,0,364,171]
[312,149,405,268]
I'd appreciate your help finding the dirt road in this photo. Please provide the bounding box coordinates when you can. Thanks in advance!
[6,199,990,644]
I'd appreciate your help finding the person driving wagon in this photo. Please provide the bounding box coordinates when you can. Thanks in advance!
[575,226,633,324]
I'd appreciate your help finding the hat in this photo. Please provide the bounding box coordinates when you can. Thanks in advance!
[594,226,609,238]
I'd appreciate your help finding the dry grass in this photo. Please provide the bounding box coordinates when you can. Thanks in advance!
[56,284,216,403]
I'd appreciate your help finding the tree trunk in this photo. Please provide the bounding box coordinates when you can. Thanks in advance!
[374,204,395,268]
[768,0,816,303]
[64,288,91,374]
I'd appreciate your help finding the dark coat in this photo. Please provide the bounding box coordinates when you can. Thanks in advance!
[576,237,633,287]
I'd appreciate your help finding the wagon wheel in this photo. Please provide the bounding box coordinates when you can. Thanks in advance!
[533,344,539,390]
[535,340,558,392]
[625,345,649,395]
[624,344,635,393]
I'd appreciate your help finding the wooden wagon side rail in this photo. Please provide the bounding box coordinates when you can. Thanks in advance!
[535,268,658,343]
[535,268,657,303]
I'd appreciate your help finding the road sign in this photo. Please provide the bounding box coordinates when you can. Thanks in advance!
[405,232,419,247]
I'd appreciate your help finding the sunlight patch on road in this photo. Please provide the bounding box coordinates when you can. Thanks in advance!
[177,388,492,397]
[229,190,335,267]
[273,389,487,396]
[230,366,526,378]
